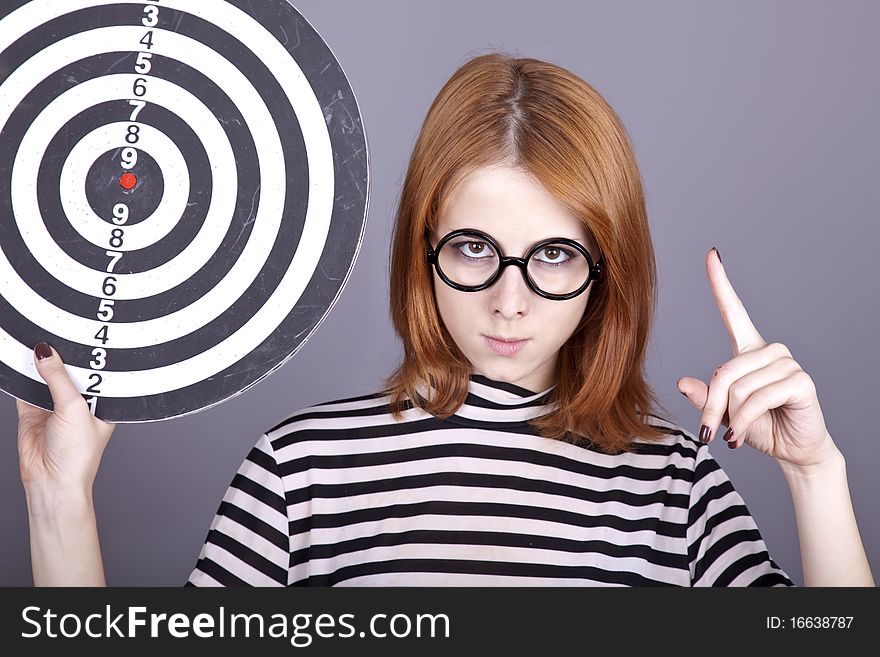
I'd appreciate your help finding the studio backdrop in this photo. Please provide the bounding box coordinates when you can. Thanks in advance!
[0,0,877,586]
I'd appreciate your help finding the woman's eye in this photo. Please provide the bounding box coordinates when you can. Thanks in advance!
[535,246,572,264]
[457,241,492,258]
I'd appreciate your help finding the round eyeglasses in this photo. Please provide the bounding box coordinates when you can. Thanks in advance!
[426,228,603,301]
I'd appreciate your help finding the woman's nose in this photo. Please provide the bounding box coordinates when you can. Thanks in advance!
[489,264,531,318]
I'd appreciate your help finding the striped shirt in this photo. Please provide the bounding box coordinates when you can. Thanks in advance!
[187,374,794,586]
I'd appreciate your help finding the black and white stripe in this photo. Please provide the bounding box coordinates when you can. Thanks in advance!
[187,374,794,587]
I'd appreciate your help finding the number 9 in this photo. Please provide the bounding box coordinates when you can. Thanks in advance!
[120,147,137,169]
[112,203,129,225]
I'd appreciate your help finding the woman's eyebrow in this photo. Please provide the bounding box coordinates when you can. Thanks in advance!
[512,236,593,248]
[544,236,590,245]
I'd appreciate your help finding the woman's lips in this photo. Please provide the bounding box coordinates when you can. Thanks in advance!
[483,335,529,356]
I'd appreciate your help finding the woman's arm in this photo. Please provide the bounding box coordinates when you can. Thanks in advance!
[17,343,115,586]
[677,248,875,586]
[777,442,875,587]
[25,487,106,586]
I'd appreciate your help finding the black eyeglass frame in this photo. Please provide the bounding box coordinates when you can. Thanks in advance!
[426,228,604,301]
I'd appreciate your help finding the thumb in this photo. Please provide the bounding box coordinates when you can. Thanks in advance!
[676,376,709,410]
[33,342,85,414]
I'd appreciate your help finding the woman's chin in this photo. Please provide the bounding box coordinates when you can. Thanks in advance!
[471,362,530,385]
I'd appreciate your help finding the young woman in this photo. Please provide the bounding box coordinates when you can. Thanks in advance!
[18,54,874,586]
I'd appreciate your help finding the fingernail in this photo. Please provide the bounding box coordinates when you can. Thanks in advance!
[722,427,734,442]
[712,246,722,264]
[679,389,687,397]
[727,438,736,449]
[699,424,711,443]
[35,342,52,360]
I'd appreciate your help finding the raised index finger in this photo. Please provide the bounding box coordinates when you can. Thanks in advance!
[706,247,765,355]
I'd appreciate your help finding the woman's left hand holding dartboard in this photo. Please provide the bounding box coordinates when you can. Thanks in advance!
[17,343,115,586]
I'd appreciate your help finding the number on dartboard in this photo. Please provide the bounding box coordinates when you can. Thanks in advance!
[90,348,107,370]
[103,276,118,297]
[86,1,161,417]
[142,5,159,27]
[112,203,129,225]
[120,146,137,169]
[106,250,123,273]
[128,100,145,122]
[109,228,124,248]
[95,326,109,345]
[134,52,152,74]
[86,373,102,394]
[97,299,115,321]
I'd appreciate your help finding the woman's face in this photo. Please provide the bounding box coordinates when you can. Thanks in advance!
[431,164,600,392]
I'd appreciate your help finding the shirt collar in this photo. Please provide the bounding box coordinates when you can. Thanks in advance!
[416,373,557,425]
[467,373,555,404]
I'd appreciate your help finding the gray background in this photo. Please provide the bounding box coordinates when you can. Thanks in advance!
[1,0,877,586]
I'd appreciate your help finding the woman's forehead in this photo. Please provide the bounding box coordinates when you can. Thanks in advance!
[436,165,598,253]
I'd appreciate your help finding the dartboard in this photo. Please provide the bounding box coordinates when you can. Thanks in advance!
[0,0,370,422]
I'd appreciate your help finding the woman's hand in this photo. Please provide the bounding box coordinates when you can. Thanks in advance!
[676,248,839,470]
[17,342,116,495]
[677,248,873,586]
[17,342,116,585]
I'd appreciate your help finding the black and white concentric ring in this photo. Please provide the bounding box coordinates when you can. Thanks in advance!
[0,0,370,421]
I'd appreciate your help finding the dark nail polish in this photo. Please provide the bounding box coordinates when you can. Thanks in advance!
[727,438,736,449]
[712,247,722,264]
[722,427,734,442]
[699,424,711,443]
[35,342,52,360]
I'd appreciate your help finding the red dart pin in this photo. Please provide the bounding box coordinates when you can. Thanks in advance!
[119,172,137,190]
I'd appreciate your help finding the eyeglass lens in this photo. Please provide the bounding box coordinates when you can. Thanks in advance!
[437,235,590,296]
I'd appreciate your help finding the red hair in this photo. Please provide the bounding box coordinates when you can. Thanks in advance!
[382,53,673,454]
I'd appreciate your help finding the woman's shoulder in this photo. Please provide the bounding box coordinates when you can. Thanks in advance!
[629,413,704,461]
[641,413,700,442]
[258,387,425,447]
